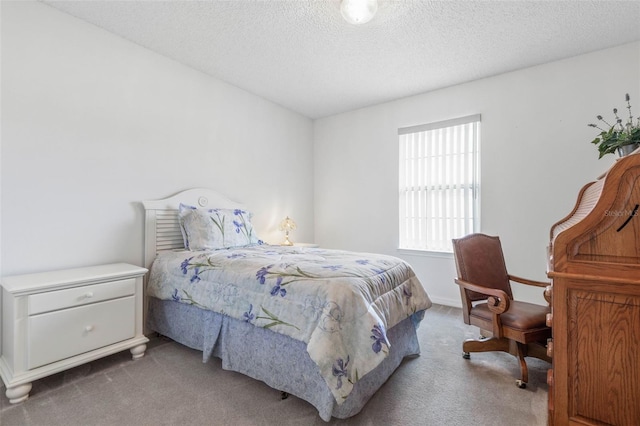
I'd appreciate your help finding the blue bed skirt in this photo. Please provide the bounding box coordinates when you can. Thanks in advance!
[147,298,424,421]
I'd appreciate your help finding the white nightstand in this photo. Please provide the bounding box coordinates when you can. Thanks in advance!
[0,263,148,404]
[277,243,319,248]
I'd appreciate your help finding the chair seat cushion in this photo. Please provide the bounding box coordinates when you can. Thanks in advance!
[470,300,549,331]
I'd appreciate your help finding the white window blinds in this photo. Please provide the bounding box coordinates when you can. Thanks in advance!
[398,114,480,252]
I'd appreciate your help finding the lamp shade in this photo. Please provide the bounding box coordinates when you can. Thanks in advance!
[340,0,378,25]
[279,216,297,232]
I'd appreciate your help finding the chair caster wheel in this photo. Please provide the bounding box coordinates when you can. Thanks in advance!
[462,352,470,359]
[516,380,527,389]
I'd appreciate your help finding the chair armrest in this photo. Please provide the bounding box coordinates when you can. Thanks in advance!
[455,278,510,338]
[544,285,552,305]
[454,278,510,314]
[508,274,549,288]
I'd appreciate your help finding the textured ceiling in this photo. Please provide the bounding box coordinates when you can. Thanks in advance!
[42,0,640,119]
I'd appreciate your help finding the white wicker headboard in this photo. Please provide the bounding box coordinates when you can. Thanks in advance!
[141,188,246,270]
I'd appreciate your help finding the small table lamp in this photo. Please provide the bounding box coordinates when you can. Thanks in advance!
[279,216,297,246]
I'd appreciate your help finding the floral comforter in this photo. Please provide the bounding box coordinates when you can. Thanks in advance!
[147,245,432,403]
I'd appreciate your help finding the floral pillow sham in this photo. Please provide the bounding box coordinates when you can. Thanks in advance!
[178,203,261,250]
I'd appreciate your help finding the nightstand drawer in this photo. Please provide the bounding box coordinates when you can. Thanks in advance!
[28,296,135,369]
[28,278,136,315]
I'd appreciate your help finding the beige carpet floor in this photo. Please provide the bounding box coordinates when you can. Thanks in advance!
[0,304,549,425]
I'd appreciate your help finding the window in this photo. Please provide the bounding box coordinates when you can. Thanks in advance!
[398,114,480,252]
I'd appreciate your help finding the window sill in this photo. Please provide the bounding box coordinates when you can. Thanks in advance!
[396,248,453,259]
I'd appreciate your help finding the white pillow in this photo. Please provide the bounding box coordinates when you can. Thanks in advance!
[178,203,261,250]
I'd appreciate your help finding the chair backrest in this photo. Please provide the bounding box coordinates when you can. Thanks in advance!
[452,233,514,305]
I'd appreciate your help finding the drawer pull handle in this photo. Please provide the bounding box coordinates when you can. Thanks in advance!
[81,292,94,300]
[85,325,95,332]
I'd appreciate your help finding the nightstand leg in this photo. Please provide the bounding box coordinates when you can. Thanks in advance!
[6,382,32,404]
[130,344,147,360]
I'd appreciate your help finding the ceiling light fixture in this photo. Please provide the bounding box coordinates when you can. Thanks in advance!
[340,0,378,25]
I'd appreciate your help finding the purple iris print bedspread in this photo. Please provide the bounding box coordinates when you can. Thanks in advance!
[147,245,432,403]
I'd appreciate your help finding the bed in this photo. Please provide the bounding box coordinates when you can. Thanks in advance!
[142,188,432,421]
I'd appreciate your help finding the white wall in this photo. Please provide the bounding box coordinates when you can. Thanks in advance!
[314,42,640,307]
[0,2,314,276]
[3,2,639,308]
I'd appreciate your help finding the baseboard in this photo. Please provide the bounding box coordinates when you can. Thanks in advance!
[428,296,461,308]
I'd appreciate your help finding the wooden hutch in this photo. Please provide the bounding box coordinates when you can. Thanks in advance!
[547,151,640,425]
